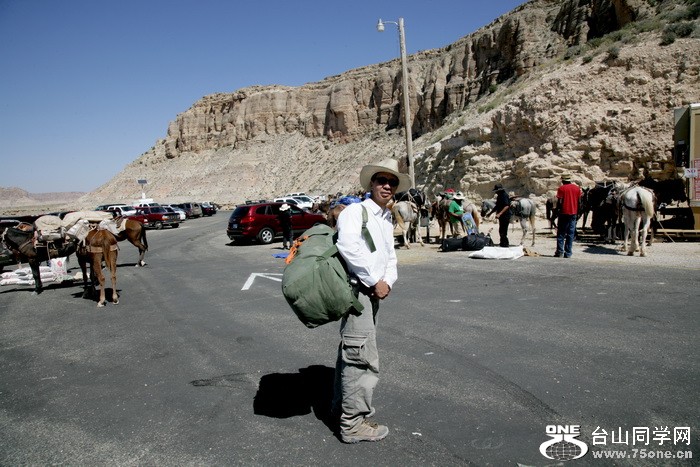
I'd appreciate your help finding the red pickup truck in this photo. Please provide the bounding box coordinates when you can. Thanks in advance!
[132,206,180,229]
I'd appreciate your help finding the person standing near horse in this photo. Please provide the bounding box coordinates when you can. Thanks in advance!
[277,203,293,249]
[554,174,583,258]
[490,183,511,247]
[332,158,409,444]
[448,191,466,238]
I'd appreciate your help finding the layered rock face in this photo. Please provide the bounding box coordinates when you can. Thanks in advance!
[87,0,699,207]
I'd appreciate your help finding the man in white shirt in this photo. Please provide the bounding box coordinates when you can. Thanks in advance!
[332,158,410,443]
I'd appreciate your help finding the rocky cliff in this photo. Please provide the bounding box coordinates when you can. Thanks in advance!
[84,0,699,207]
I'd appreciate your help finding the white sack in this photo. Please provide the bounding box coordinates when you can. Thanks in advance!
[468,245,524,260]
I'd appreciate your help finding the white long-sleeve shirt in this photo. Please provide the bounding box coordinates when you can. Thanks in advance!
[336,198,398,289]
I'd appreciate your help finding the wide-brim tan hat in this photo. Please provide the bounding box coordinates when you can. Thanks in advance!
[454,191,465,200]
[279,203,290,211]
[359,158,411,192]
[560,173,572,181]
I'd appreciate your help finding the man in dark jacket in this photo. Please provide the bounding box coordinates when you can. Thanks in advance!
[278,203,293,249]
[490,183,511,247]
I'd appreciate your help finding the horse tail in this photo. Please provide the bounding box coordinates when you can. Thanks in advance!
[140,223,149,251]
[640,190,654,218]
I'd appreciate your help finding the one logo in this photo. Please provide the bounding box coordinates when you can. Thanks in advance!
[540,425,589,461]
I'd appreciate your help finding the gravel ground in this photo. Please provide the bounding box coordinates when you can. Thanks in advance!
[396,219,700,270]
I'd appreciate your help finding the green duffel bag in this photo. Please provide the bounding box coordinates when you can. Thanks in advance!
[282,206,374,328]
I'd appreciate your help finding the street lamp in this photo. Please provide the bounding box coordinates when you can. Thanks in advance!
[377,17,415,188]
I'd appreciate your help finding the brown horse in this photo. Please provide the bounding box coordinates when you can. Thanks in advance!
[114,217,148,266]
[327,204,346,229]
[432,196,482,242]
[1,223,79,294]
[78,229,119,307]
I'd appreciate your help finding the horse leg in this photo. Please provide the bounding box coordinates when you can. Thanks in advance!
[29,258,43,295]
[530,215,536,246]
[639,216,650,257]
[414,219,424,247]
[108,249,119,304]
[93,252,107,307]
[625,214,637,256]
[135,226,148,267]
[77,249,92,299]
[130,237,147,267]
[519,218,527,246]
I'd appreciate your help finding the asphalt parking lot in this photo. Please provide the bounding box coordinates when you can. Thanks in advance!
[1,213,698,465]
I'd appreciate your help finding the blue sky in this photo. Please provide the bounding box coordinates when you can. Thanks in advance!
[0,0,524,193]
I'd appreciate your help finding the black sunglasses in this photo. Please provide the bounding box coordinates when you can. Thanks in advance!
[373,175,400,188]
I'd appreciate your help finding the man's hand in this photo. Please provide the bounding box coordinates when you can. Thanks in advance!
[372,280,391,299]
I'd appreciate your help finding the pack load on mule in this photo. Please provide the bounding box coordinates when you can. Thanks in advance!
[282,205,374,328]
[0,257,70,287]
[0,211,127,294]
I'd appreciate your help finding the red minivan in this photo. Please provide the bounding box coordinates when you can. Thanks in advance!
[226,202,326,244]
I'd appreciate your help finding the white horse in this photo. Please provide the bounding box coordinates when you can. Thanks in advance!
[509,198,538,246]
[619,186,655,256]
[392,200,423,249]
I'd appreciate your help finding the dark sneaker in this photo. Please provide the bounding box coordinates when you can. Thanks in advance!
[340,420,389,444]
[554,251,563,257]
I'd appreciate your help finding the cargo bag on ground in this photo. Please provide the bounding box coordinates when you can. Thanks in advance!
[282,206,374,328]
[440,233,493,252]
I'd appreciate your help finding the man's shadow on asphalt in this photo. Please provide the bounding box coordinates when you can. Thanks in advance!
[254,365,336,431]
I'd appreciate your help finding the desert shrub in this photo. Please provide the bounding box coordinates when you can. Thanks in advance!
[660,28,677,44]
[663,2,699,22]
[582,54,594,64]
[631,17,664,32]
[606,45,621,60]
[667,20,696,36]
[564,45,583,60]
[488,83,498,94]
[588,37,604,48]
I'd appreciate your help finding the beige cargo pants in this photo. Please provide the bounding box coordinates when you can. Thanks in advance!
[332,292,380,435]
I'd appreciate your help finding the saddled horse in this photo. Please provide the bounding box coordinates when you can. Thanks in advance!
[431,197,452,241]
[78,229,120,306]
[619,185,656,257]
[481,199,496,220]
[114,217,148,266]
[1,223,79,294]
[392,200,423,249]
[509,198,537,246]
[432,194,481,242]
[639,176,687,207]
[545,192,559,230]
[587,182,626,242]
[395,188,429,243]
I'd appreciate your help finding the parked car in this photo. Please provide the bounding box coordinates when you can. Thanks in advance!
[291,195,315,209]
[134,206,180,229]
[174,202,203,218]
[163,205,187,221]
[273,197,303,209]
[226,202,326,244]
[0,219,20,272]
[135,202,161,208]
[201,202,217,216]
[95,203,127,211]
[162,206,186,222]
[103,205,138,217]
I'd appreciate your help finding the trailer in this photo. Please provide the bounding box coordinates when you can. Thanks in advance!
[654,103,700,238]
